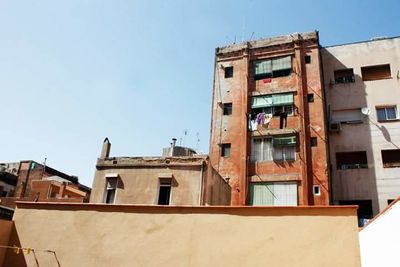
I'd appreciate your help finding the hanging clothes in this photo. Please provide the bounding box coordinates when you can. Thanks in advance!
[256,112,266,125]
[263,114,272,128]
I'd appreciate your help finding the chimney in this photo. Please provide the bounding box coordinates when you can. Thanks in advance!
[170,138,177,156]
[100,137,111,159]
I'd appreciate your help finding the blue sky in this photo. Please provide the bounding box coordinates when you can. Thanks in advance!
[1,0,399,186]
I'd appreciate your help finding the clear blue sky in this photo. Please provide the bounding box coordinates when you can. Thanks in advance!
[1,0,399,186]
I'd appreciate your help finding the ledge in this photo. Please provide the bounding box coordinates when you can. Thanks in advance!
[251,128,299,137]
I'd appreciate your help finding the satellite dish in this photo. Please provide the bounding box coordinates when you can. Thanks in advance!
[361,107,371,116]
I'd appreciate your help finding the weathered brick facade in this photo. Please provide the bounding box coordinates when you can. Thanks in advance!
[209,32,330,206]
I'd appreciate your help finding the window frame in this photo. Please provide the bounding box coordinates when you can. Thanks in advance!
[157,179,172,205]
[361,64,391,81]
[376,106,398,122]
[221,143,231,157]
[251,136,296,162]
[334,68,355,84]
[223,103,232,115]
[224,66,233,78]
[381,149,400,168]
[253,56,292,80]
[336,151,368,170]
[104,177,118,204]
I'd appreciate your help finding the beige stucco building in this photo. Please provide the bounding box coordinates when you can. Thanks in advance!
[90,138,231,206]
[322,36,400,222]
[2,202,361,267]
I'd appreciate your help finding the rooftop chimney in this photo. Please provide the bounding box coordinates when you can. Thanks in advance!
[100,137,111,159]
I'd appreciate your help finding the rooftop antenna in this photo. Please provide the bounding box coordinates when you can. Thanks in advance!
[196,132,200,151]
[183,129,188,147]
[249,32,255,41]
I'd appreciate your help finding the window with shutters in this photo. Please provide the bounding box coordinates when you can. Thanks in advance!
[249,182,298,206]
[253,56,292,80]
[361,64,391,81]
[251,136,296,162]
[251,93,294,119]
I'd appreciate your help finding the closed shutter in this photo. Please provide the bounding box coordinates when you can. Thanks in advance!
[250,182,298,206]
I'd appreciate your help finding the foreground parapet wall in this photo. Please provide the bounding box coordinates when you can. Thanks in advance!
[5,203,360,267]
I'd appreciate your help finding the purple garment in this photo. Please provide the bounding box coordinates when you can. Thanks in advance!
[256,112,266,125]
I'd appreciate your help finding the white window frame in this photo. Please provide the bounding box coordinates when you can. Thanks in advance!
[376,106,398,122]
[251,137,296,162]
[103,173,119,204]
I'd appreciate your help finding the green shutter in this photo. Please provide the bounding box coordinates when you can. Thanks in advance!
[271,93,293,106]
[254,60,272,76]
[273,136,296,146]
[251,95,273,108]
[272,56,292,71]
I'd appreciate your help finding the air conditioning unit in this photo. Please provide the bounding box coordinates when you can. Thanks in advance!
[329,122,341,132]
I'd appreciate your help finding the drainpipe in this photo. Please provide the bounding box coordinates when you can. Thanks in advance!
[199,160,205,205]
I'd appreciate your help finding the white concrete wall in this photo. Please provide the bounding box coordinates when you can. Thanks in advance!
[359,200,400,267]
[322,37,400,215]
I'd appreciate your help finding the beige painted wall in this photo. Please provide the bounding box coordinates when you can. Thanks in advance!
[5,203,360,267]
[322,37,400,214]
[0,219,13,267]
[91,165,204,205]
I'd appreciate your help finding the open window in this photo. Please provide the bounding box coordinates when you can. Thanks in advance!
[158,179,172,205]
[381,149,400,168]
[221,143,231,157]
[336,151,368,170]
[361,64,391,81]
[334,68,355,84]
[253,56,292,80]
[223,103,232,115]
[251,136,296,162]
[104,176,118,204]
[224,66,233,78]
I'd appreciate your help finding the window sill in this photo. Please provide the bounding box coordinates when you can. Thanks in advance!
[377,119,400,123]
[362,77,392,82]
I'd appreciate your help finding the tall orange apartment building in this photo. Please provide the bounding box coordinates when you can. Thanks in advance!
[209,31,330,206]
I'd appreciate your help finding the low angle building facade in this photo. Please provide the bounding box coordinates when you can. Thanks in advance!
[209,31,330,206]
[322,36,400,221]
[90,138,231,206]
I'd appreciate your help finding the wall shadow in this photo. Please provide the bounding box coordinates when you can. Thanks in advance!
[322,49,379,226]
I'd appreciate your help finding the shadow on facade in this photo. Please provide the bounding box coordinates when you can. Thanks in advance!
[322,49,378,226]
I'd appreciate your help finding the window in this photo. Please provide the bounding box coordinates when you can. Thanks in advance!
[376,106,398,121]
[224,66,233,78]
[158,179,171,205]
[249,182,297,206]
[336,151,368,169]
[387,199,395,205]
[1,190,7,197]
[253,56,292,80]
[223,103,232,115]
[313,185,320,196]
[251,93,294,118]
[381,149,400,168]
[331,109,362,124]
[221,143,231,157]
[334,68,355,83]
[104,177,117,204]
[361,64,391,81]
[310,137,317,147]
[307,93,314,103]
[251,136,296,162]
[305,55,311,64]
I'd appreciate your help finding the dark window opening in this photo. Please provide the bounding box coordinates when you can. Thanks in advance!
[381,149,400,168]
[313,185,320,195]
[223,103,232,115]
[339,200,373,227]
[224,66,233,78]
[334,68,355,84]
[336,151,368,170]
[310,137,317,147]
[387,199,395,205]
[105,177,117,204]
[376,106,398,122]
[305,55,311,64]
[221,143,231,157]
[361,64,391,81]
[158,180,171,205]
[1,191,7,197]
[307,93,314,103]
